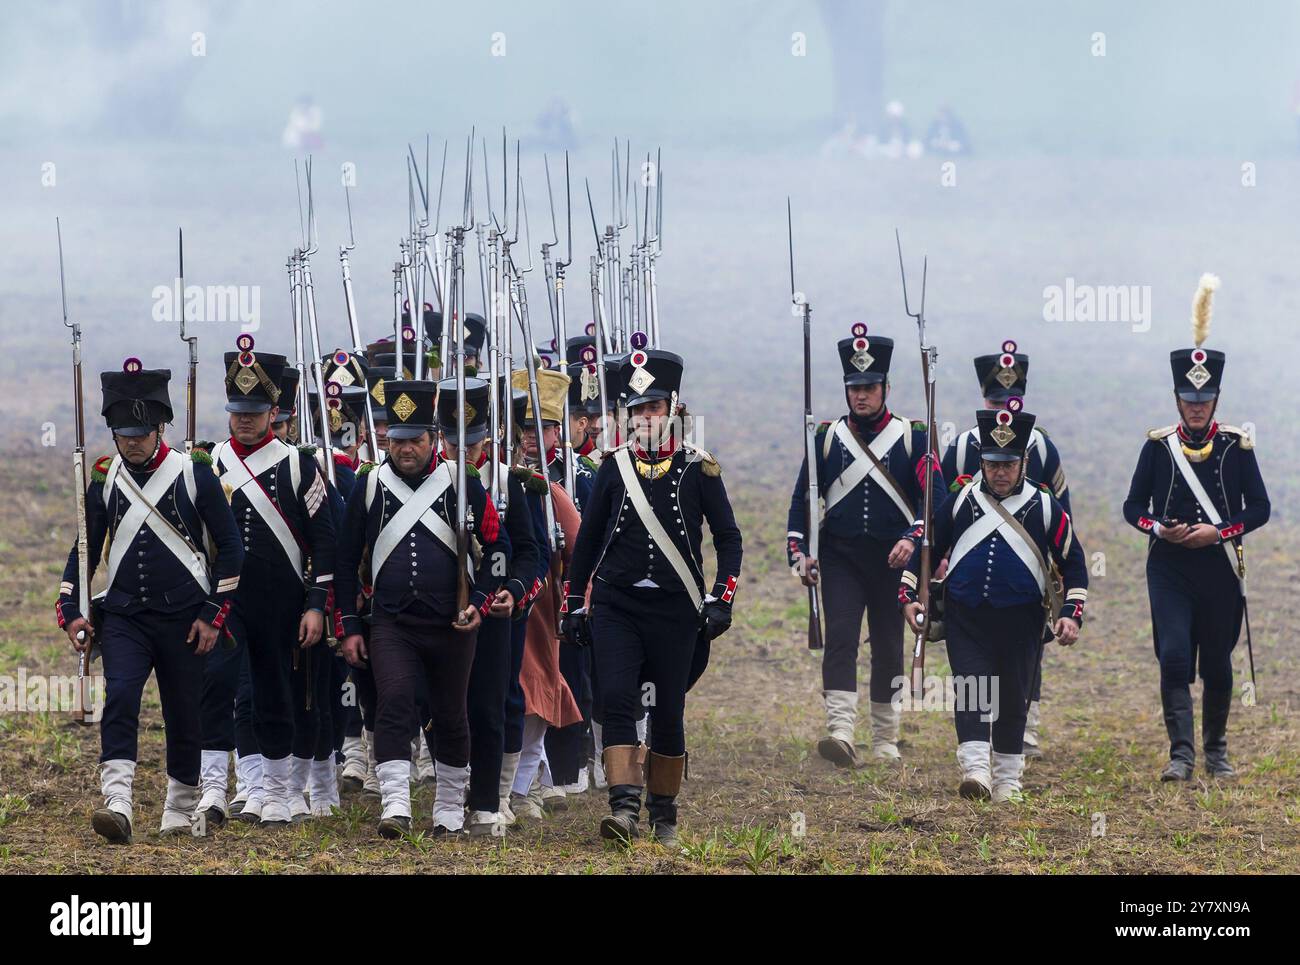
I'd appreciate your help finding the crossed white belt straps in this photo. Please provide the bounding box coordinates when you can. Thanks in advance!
[213,438,305,583]
[366,461,462,578]
[103,450,212,593]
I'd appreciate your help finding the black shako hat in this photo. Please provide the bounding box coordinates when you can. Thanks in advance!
[384,379,438,440]
[223,334,287,414]
[620,349,681,408]
[435,376,490,446]
[273,368,300,425]
[976,405,1037,462]
[102,358,173,437]
[974,339,1029,402]
[837,325,893,386]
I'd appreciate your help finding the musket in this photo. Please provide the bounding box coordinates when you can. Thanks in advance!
[288,252,310,444]
[451,222,471,621]
[647,150,663,347]
[1233,542,1257,693]
[58,219,95,725]
[339,179,380,461]
[543,152,577,495]
[298,157,337,487]
[896,230,937,701]
[177,228,198,451]
[788,201,823,650]
[472,136,505,510]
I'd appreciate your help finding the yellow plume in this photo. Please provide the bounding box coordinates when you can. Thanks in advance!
[1190,272,1219,348]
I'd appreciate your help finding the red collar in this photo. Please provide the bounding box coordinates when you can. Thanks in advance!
[577,436,596,457]
[633,437,679,461]
[143,440,171,472]
[334,451,359,471]
[473,450,489,469]
[546,446,560,465]
[1177,420,1218,444]
[230,430,274,458]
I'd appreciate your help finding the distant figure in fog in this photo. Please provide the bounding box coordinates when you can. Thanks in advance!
[283,95,324,152]
[926,104,972,157]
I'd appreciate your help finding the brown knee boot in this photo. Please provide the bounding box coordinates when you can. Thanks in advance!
[600,744,646,843]
[646,751,686,848]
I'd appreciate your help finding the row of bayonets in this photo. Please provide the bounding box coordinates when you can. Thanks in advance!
[282,135,666,570]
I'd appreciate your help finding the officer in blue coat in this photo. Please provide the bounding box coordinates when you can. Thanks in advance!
[941,341,1073,758]
[59,360,242,843]
[1122,275,1269,781]
[902,405,1086,802]
[562,349,743,847]
[787,326,944,767]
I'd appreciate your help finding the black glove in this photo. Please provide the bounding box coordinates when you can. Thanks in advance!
[561,608,591,647]
[700,600,732,641]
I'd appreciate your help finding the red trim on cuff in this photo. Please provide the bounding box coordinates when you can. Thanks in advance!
[1218,522,1243,540]
[720,575,738,604]
[1137,516,1155,532]
[56,601,67,628]
[210,600,232,630]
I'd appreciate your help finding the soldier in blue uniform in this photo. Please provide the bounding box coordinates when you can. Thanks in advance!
[59,360,242,843]
[199,335,336,826]
[336,378,511,838]
[942,341,1072,757]
[1122,275,1269,781]
[901,404,1086,801]
[226,366,300,820]
[562,349,743,846]
[420,377,543,835]
[786,327,944,767]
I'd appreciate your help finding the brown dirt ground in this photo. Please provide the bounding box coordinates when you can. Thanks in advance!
[1,433,1296,875]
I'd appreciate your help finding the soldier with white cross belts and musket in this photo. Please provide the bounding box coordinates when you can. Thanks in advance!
[786,327,945,768]
[58,360,243,843]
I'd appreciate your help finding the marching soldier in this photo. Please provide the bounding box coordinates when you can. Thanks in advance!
[942,340,1072,756]
[199,335,336,826]
[562,349,743,846]
[447,378,542,835]
[59,360,242,842]
[336,378,510,838]
[1122,275,1269,781]
[512,366,587,813]
[786,328,944,767]
[901,405,1087,801]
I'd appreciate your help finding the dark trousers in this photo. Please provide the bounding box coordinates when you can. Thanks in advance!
[820,532,904,702]
[1148,542,1242,691]
[202,558,306,760]
[370,609,477,767]
[504,616,527,754]
[466,613,513,811]
[99,606,205,785]
[233,649,259,757]
[307,647,344,762]
[944,598,1042,753]
[592,583,697,758]
[348,660,376,734]
[545,641,592,785]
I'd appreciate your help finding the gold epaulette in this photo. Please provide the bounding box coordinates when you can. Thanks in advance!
[683,443,721,477]
[1219,424,1255,450]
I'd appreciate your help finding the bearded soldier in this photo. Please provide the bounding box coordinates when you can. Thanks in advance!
[942,341,1072,757]
[902,405,1086,801]
[59,360,242,842]
[1122,275,1269,781]
[562,349,742,846]
[787,327,944,767]
[336,379,510,838]
[199,335,336,826]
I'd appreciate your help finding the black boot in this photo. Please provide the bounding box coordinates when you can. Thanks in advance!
[600,784,642,843]
[646,793,679,848]
[599,745,646,843]
[1159,684,1195,781]
[645,751,685,848]
[1202,687,1236,778]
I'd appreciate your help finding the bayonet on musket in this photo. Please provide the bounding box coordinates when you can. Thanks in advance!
[896,229,938,701]
[788,201,823,651]
[58,219,96,724]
